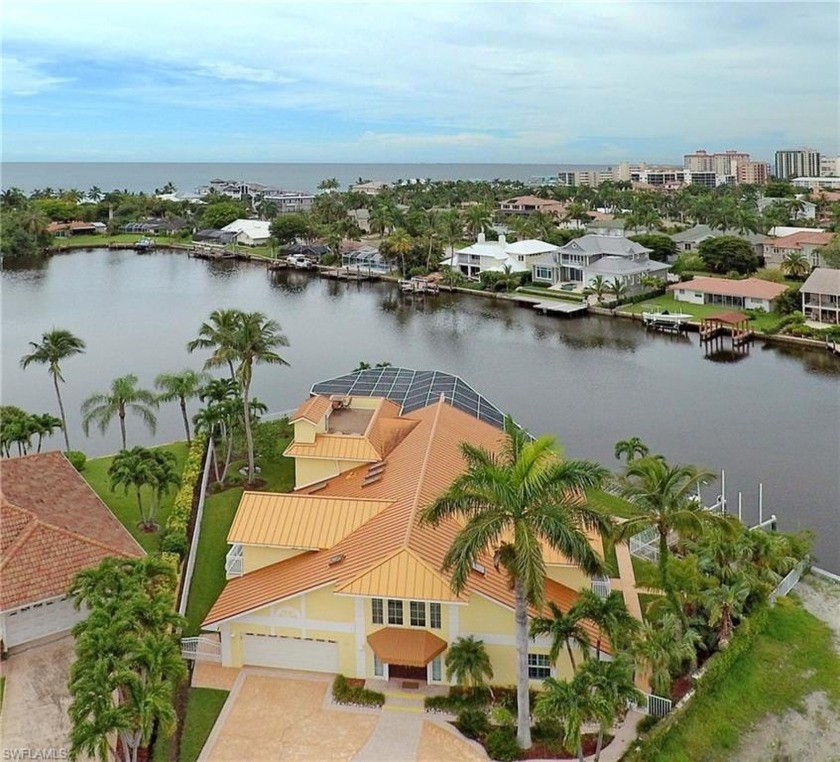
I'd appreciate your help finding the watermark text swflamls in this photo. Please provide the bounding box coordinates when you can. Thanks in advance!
[2,750,68,760]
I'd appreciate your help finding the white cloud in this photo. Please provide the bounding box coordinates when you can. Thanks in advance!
[1,56,70,95]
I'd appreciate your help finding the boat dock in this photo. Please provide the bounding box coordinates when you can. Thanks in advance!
[532,300,588,317]
[189,247,236,261]
[399,277,440,295]
[321,267,378,281]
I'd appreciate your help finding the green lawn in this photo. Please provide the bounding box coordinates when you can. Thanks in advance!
[622,294,779,332]
[184,442,295,635]
[178,688,230,762]
[83,442,189,553]
[647,595,840,762]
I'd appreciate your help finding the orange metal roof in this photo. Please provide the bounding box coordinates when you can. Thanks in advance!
[290,395,332,424]
[335,548,464,602]
[284,435,381,462]
[367,627,447,667]
[228,493,393,549]
[203,398,606,640]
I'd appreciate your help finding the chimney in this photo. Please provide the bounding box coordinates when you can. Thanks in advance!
[477,232,486,243]
[499,234,507,246]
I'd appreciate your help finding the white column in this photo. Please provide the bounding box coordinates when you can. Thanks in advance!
[220,624,232,666]
[354,598,366,678]
[448,604,460,641]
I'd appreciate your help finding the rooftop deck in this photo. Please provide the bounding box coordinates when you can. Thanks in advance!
[328,407,375,435]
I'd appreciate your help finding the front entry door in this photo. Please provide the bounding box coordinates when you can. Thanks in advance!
[389,663,427,681]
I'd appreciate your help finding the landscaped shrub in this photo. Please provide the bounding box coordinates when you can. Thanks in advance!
[485,727,521,762]
[162,435,207,565]
[331,674,384,708]
[636,714,660,733]
[66,450,86,472]
[424,695,454,713]
[456,706,490,739]
[159,529,189,558]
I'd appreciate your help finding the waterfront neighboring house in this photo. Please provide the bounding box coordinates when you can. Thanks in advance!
[669,276,788,312]
[530,234,670,296]
[756,196,817,221]
[800,268,840,325]
[47,220,98,237]
[763,231,834,270]
[498,195,566,217]
[341,240,391,273]
[350,180,392,196]
[198,180,314,213]
[201,368,634,684]
[670,225,770,258]
[221,219,272,247]
[0,452,144,651]
[193,229,238,247]
[122,217,188,234]
[585,218,632,237]
[447,234,556,278]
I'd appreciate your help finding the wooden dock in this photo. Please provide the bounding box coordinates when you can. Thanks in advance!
[532,300,588,316]
[321,267,378,282]
[189,247,236,261]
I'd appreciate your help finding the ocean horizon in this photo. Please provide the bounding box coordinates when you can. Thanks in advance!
[0,162,614,196]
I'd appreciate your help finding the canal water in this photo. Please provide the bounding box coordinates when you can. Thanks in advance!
[2,249,838,571]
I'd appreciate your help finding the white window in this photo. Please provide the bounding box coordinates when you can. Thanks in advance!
[528,653,551,680]
[387,599,403,625]
[535,266,553,281]
[431,655,442,682]
[371,598,384,624]
[409,601,426,627]
[374,654,385,677]
[430,603,442,630]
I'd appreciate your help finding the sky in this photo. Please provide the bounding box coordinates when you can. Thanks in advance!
[1,1,838,164]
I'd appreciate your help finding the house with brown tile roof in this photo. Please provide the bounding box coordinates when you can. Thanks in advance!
[0,451,144,649]
[763,231,834,270]
[669,276,788,312]
[201,375,642,686]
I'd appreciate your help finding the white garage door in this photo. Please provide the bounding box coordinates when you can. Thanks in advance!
[4,596,86,648]
[243,633,338,673]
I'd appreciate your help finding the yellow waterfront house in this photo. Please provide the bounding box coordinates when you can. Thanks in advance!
[201,369,639,685]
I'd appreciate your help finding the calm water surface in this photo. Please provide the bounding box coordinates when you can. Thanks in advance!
[2,249,839,571]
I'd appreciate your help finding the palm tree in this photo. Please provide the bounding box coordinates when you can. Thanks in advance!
[529,602,589,674]
[634,613,701,697]
[780,251,811,279]
[534,675,592,762]
[108,447,156,530]
[154,369,211,444]
[701,578,750,643]
[445,636,494,691]
[421,417,611,749]
[81,375,158,450]
[585,275,609,305]
[438,209,463,262]
[571,589,638,659]
[615,456,716,626]
[197,311,289,483]
[146,450,181,528]
[613,436,649,463]
[462,204,492,239]
[31,412,64,452]
[607,278,628,306]
[187,309,242,379]
[387,228,413,276]
[20,329,86,451]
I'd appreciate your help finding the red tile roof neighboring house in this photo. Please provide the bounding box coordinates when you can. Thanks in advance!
[766,232,833,250]
[669,276,787,301]
[0,452,144,610]
[46,220,97,234]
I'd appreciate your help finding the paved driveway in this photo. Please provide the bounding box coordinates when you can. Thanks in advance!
[199,670,485,762]
[0,636,83,761]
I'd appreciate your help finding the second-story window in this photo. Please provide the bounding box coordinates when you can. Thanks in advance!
[409,601,426,627]
[372,598,384,625]
[387,599,404,625]
[429,603,442,629]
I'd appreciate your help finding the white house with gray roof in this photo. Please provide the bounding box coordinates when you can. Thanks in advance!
[670,225,770,258]
[529,234,670,295]
[801,268,840,325]
[445,234,558,278]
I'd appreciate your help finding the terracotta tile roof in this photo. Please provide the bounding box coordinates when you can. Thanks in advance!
[669,276,787,300]
[368,627,447,667]
[204,399,603,632]
[0,452,144,610]
[766,231,833,249]
[228,493,393,549]
[290,395,332,424]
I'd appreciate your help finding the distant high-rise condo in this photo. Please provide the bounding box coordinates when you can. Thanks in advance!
[774,148,821,179]
[819,155,840,177]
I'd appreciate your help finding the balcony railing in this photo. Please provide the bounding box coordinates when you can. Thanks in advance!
[181,635,221,662]
[225,544,244,578]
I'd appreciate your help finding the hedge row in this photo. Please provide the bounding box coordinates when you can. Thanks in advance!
[331,674,385,708]
[160,435,207,558]
[624,604,772,760]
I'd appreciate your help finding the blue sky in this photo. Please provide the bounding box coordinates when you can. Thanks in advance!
[2,1,837,163]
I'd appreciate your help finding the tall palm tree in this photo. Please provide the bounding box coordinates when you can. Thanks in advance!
[444,636,494,690]
[387,228,413,276]
[571,589,638,659]
[421,417,611,749]
[108,447,156,530]
[20,329,86,451]
[613,436,649,463]
[438,209,463,262]
[81,375,158,450]
[154,369,212,444]
[187,309,242,379]
[529,602,589,674]
[462,204,492,239]
[615,456,716,626]
[197,311,289,483]
[31,412,64,452]
[146,449,181,528]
